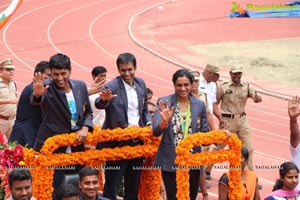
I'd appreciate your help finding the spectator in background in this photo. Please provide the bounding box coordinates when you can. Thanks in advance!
[146,87,155,121]
[0,58,18,141]
[198,64,220,180]
[31,53,93,189]
[218,146,261,200]
[199,64,220,116]
[78,167,109,200]
[147,101,156,120]
[9,61,50,147]
[88,66,107,126]
[153,69,208,200]
[190,70,215,130]
[95,52,152,200]
[8,169,36,200]
[54,184,80,200]
[146,87,153,102]
[264,162,299,200]
[289,96,300,190]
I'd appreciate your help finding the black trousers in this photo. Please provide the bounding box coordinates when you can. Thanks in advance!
[103,158,143,200]
[162,170,200,200]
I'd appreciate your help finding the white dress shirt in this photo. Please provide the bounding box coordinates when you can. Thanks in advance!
[199,73,217,113]
[122,80,140,126]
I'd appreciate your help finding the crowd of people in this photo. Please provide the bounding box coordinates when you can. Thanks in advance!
[0,53,299,200]
[7,167,109,200]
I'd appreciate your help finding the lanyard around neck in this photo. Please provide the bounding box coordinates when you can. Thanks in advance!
[178,100,191,138]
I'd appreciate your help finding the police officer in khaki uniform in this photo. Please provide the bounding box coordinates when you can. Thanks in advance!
[0,58,18,140]
[214,66,262,171]
[190,70,214,130]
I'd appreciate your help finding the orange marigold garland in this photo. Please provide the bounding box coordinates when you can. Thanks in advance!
[23,148,54,199]
[138,134,161,200]
[176,168,190,200]
[22,128,242,200]
[175,130,242,200]
[22,127,160,200]
[138,156,161,200]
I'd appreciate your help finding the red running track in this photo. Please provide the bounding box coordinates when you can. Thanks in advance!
[1,0,299,199]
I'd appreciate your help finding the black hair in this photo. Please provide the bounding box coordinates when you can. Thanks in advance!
[54,184,80,200]
[49,53,71,70]
[79,167,99,181]
[272,162,299,191]
[8,169,32,188]
[91,66,107,76]
[147,101,156,107]
[146,88,153,95]
[172,69,194,85]
[34,61,49,75]
[116,53,136,69]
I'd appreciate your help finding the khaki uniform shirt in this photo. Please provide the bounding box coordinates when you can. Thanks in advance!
[0,77,17,117]
[217,80,255,114]
[196,91,210,113]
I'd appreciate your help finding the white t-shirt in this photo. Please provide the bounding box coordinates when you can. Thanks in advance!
[65,91,77,154]
[66,91,77,129]
[199,73,217,113]
[89,94,105,126]
[290,143,300,190]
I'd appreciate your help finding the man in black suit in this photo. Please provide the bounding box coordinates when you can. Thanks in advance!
[95,52,152,200]
[31,53,93,189]
[9,61,50,147]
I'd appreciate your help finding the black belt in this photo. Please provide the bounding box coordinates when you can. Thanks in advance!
[222,112,246,119]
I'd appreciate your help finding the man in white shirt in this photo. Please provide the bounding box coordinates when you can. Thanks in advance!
[88,66,107,126]
[95,52,152,200]
[289,96,300,190]
[199,64,220,114]
[198,64,220,180]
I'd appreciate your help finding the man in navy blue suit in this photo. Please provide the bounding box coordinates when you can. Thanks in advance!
[31,53,93,189]
[9,61,50,147]
[95,52,152,200]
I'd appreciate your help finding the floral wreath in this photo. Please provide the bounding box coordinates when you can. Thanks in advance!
[175,130,243,200]
[22,127,161,200]
[0,142,24,198]
[20,128,242,200]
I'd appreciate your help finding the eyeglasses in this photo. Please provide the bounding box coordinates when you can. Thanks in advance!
[1,68,15,72]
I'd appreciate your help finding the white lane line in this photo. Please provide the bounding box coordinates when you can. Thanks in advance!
[2,0,69,70]
[47,0,109,72]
